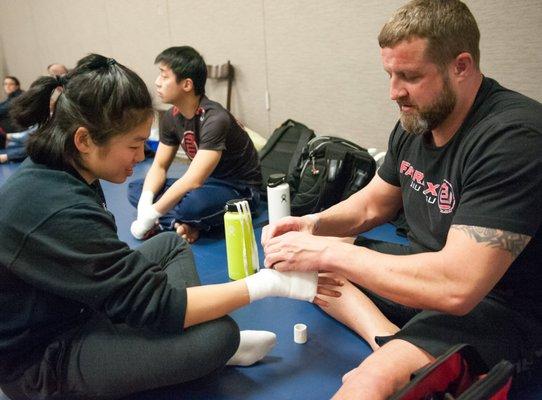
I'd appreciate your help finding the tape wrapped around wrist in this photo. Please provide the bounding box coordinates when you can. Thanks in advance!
[137,191,155,214]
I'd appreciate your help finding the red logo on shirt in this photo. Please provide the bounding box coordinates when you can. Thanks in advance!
[172,106,204,159]
[438,180,455,214]
[181,131,198,159]
[399,160,456,214]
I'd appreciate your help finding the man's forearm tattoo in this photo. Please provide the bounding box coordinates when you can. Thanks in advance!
[452,225,530,259]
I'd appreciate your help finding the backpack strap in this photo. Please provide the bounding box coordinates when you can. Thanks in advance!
[258,119,293,159]
[287,127,316,178]
[317,144,349,210]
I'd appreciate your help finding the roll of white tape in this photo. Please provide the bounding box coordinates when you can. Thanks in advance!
[294,323,308,344]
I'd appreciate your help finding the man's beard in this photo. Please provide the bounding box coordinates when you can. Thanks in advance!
[399,77,457,135]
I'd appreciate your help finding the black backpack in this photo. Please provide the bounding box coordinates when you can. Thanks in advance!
[258,120,315,197]
[289,136,376,216]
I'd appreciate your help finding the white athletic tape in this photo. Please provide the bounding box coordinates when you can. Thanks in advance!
[294,323,308,344]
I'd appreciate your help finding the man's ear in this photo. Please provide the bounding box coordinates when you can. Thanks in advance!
[453,52,475,77]
[182,78,194,93]
[73,127,92,153]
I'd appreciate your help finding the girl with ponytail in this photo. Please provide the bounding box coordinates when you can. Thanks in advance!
[0,54,336,400]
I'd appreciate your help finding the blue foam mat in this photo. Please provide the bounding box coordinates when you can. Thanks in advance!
[1,158,541,400]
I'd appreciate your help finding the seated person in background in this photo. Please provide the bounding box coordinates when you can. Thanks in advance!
[0,76,23,146]
[0,54,338,400]
[0,125,37,164]
[262,0,542,399]
[129,46,261,243]
[46,63,68,76]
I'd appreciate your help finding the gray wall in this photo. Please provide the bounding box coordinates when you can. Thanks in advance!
[1,0,541,150]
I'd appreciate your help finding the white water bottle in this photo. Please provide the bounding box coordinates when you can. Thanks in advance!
[267,173,291,223]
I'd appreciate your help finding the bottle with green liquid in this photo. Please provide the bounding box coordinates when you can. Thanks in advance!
[224,199,258,280]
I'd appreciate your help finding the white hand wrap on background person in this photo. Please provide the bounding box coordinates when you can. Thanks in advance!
[137,190,154,216]
[131,204,163,239]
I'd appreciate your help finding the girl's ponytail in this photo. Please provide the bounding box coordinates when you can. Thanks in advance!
[11,53,152,170]
[10,76,61,128]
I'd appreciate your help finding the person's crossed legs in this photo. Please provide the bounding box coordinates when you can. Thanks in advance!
[128,177,259,243]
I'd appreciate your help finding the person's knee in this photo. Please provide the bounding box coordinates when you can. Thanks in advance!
[200,316,240,362]
[175,185,238,222]
[169,231,191,248]
[147,231,190,250]
[217,316,240,356]
[138,232,193,268]
[175,194,211,221]
[343,355,402,397]
[342,340,434,398]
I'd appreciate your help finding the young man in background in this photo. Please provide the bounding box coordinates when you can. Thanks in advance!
[129,46,261,242]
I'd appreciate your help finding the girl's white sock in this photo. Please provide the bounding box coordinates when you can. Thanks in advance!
[226,330,277,367]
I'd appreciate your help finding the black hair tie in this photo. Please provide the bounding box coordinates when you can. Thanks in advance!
[55,75,67,87]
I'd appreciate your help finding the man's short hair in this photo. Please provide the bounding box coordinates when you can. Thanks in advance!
[155,46,207,96]
[378,0,480,70]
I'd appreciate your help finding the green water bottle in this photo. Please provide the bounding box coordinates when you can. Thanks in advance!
[224,199,256,280]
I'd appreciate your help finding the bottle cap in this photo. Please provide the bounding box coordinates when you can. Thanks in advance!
[225,198,249,212]
[267,173,286,188]
[294,323,308,344]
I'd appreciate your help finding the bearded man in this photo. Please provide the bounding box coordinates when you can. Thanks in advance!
[261,0,542,398]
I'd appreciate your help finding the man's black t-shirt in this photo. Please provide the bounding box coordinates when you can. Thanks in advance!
[160,96,261,186]
[378,77,542,319]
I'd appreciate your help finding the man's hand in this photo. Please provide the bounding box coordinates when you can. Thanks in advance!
[261,214,318,246]
[263,231,334,272]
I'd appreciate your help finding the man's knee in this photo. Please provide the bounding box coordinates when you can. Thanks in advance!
[352,353,406,396]
[343,339,434,398]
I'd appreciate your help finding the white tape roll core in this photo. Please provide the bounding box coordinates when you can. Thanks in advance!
[294,323,308,344]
